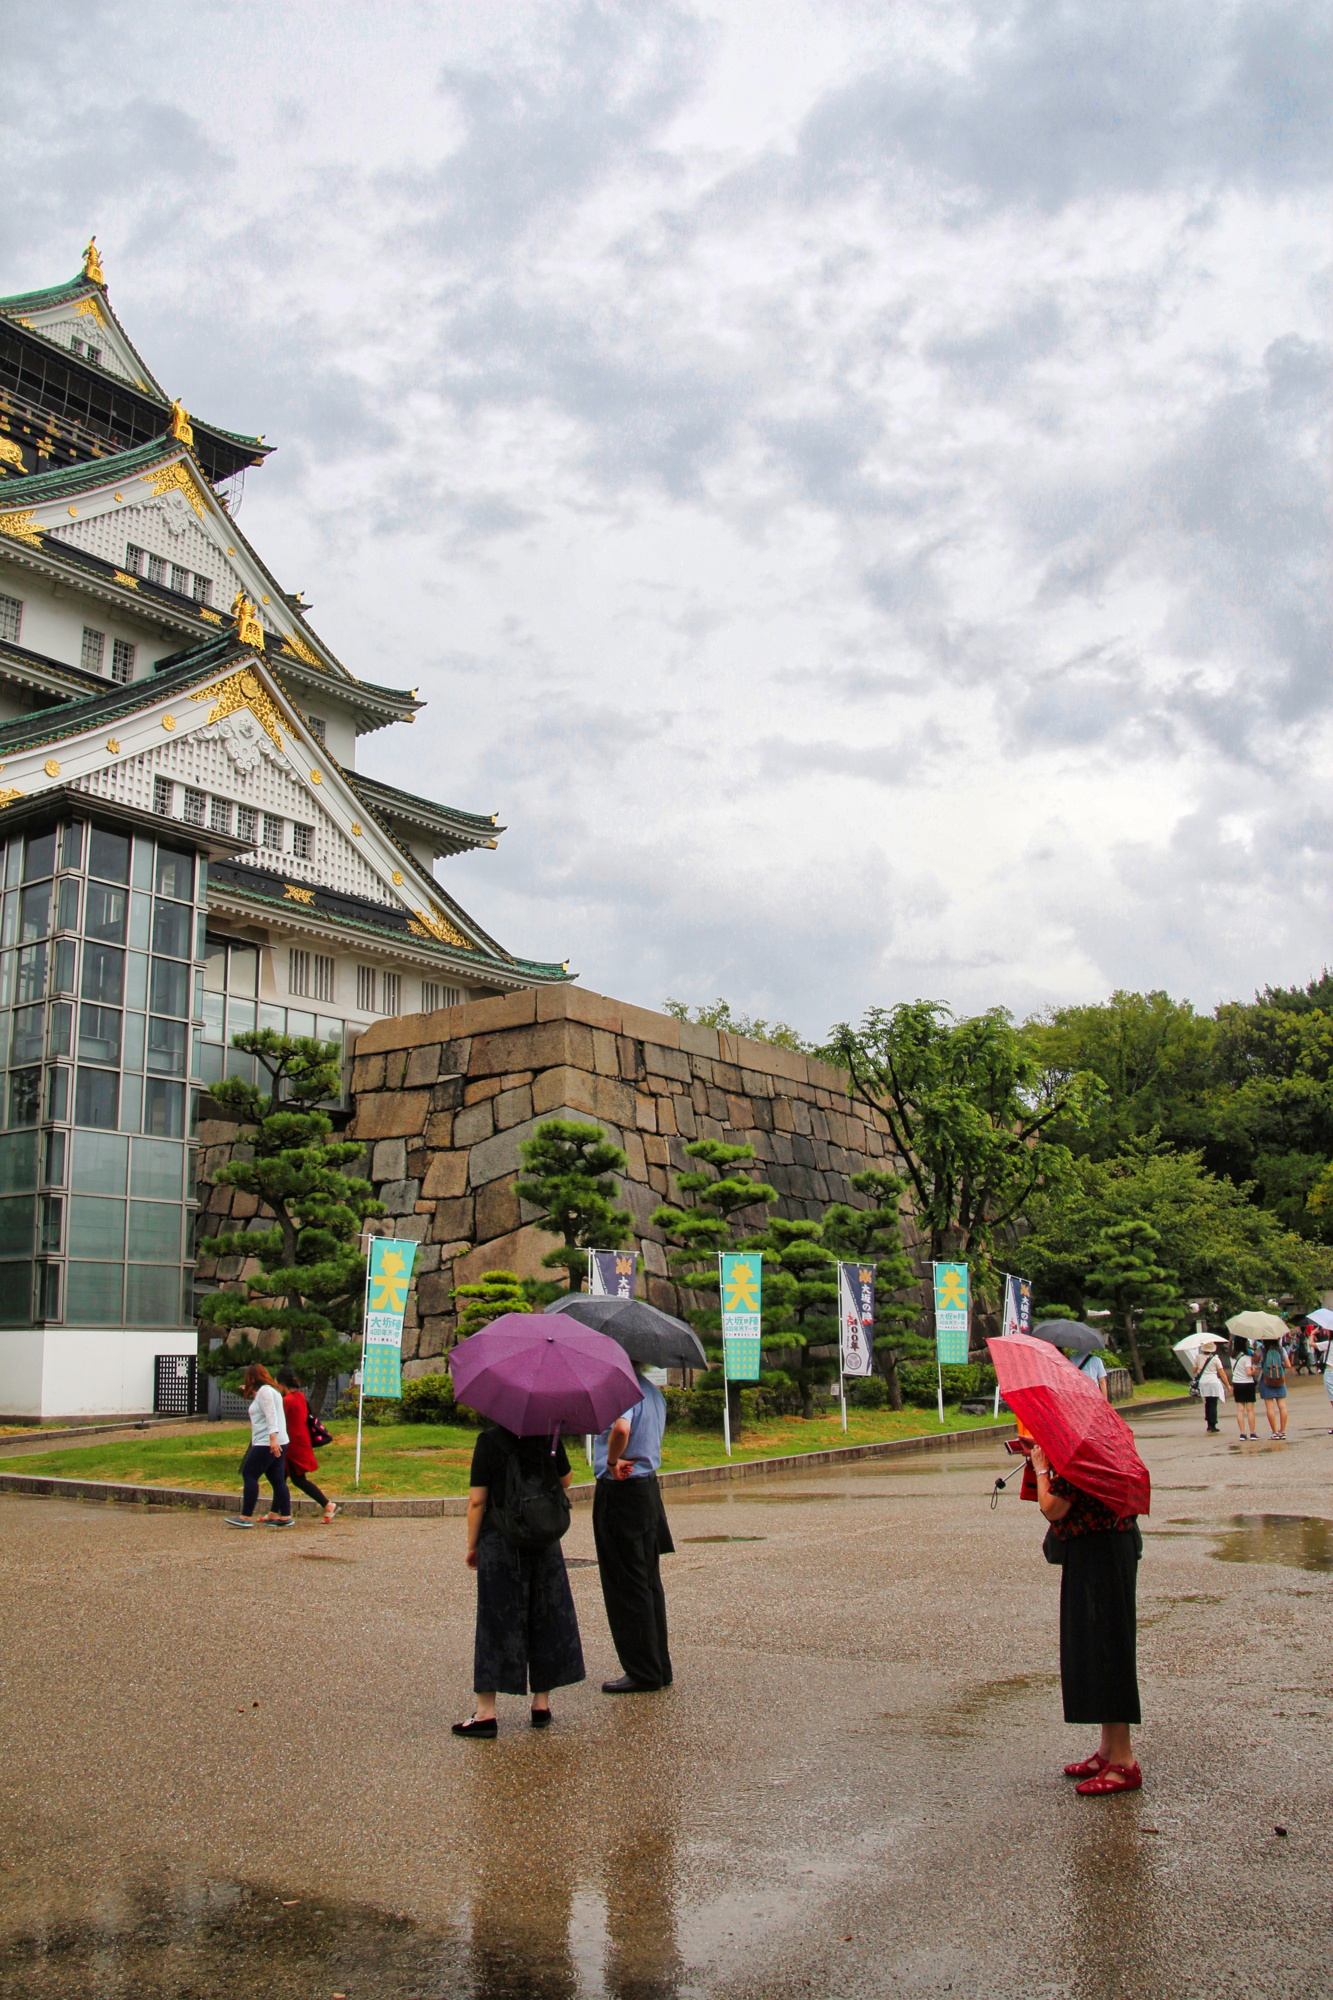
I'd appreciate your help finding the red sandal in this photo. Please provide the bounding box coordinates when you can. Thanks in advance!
[1063,1750,1109,1779]
[1075,1760,1142,1796]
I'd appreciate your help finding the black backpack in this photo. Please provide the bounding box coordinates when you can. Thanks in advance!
[491,1439,571,1552]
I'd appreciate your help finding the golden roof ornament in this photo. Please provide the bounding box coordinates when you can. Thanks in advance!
[82,238,106,288]
[168,400,194,447]
[231,591,265,650]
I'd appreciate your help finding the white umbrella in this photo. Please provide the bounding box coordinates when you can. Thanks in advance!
[1225,1310,1289,1344]
[1304,1308,1333,1331]
[1174,1331,1221,1368]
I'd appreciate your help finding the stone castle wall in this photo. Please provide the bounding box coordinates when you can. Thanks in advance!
[347,985,901,1378]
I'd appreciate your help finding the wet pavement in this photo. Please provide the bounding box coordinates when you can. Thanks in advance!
[2,1385,1331,1998]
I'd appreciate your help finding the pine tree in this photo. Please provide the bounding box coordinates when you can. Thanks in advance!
[739,1216,839,1418]
[1084,1218,1183,1385]
[821,1169,931,1409]
[198,1030,382,1415]
[513,1119,633,1290]
[651,1138,779,1432]
[452,1268,531,1338]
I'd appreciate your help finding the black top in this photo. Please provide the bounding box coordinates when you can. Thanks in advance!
[469,1426,571,1489]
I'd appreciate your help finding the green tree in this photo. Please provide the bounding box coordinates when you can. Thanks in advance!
[822,1169,931,1409]
[740,1217,839,1419]
[1026,990,1217,1160]
[198,1031,382,1414]
[1083,1219,1183,1385]
[513,1119,633,1291]
[827,1001,1102,1314]
[663,995,814,1054]
[651,1138,780,1433]
[452,1268,531,1338]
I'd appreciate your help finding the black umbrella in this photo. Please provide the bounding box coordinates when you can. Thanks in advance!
[1027,1318,1107,1357]
[543,1294,709,1369]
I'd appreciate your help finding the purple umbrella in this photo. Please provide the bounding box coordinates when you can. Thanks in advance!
[448,1312,643,1440]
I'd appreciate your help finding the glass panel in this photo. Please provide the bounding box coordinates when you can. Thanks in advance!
[19,883,50,943]
[2,846,17,891]
[81,942,123,1005]
[203,939,227,993]
[196,912,208,960]
[51,939,76,995]
[87,882,129,944]
[8,1068,39,1127]
[155,847,193,900]
[143,1078,184,1138]
[119,1073,142,1132]
[77,1004,121,1065]
[23,829,56,882]
[37,1263,58,1319]
[125,1262,181,1326]
[49,1001,73,1058]
[150,959,189,1017]
[193,969,204,1018]
[89,827,130,885]
[147,1017,187,1075]
[71,1129,127,1194]
[128,1201,180,1261]
[61,823,83,870]
[45,1067,68,1122]
[317,1017,342,1047]
[228,944,258,998]
[125,952,148,1011]
[10,1005,43,1066]
[56,878,80,931]
[0,1130,39,1193]
[43,1130,65,1186]
[40,1194,62,1253]
[287,1009,315,1038]
[123,1011,146,1070]
[0,958,10,1008]
[225,1048,257,1086]
[65,1261,122,1325]
[0,892,14,949]
[198,1039,224,1085]
[259,1003,286,1033]
[202,992,224,1041]
[0,1194,34,1256]
[131,835,153,890]
[131,1138,182,1200]
[128,892,151,949]
[16,943,47,1004]
[74,1067,118,1129]
[68,1195,124,1257]
[0,1265,33,1325]
[152,901,191,959]
[196,858,208,902]
[228,998,257,1037]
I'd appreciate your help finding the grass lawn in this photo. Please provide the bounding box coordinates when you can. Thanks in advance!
[3,1380,1188,1498]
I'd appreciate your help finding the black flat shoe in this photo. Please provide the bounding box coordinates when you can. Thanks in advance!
[601,1675,661,1694]
[530,1708,553,1729]
[452,1717,497,1738]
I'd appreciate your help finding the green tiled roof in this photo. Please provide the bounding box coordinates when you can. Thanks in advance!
[0,272,90,314]
[347,770,497,833]
[0,637,242,756]
[0,436,183,505]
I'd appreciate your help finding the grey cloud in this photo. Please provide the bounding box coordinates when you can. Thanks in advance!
[759,725,961,788]
[926,294,1066,398]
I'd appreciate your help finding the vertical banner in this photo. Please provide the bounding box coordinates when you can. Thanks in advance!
[361,1239,419,1398]
[719,1252,762,1381]
[1000,1273,1032,1340]
[588,1249,636,1298]
[932,1262,970,1365]
[838,1263,875,1376]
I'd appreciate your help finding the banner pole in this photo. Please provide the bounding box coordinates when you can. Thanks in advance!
[994,1272,1006,1419]
[840,1368,848,1433]
[937,1361,945,1426]
[354,1226,373,1488]
[719,1251,731,1457]
[585,1249,595,1466]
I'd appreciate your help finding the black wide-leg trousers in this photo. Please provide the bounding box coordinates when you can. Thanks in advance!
[593,1474,674,1688]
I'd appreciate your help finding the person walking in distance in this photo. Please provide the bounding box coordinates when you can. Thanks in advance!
[1195,1343,1228,1435]
[1258,1339,1289,1439]
[225,1364,292,1528]
[593,1363,674,1693]
[1230,1339,1259,1441]
[276,1368,338,1522]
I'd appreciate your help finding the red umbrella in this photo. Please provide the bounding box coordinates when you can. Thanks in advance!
[987,1332,1151,1518]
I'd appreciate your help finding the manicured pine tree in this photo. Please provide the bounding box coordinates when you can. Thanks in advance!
[1085,1218,1182,1385]
[821,1169,931,1409]
[452,1268,531,1337]
[198,1030,383,1417]
[738,1216,840,1419]
[514,1119,633,1291]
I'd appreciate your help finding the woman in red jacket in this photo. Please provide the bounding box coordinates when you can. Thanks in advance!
[276,1369,338,1522]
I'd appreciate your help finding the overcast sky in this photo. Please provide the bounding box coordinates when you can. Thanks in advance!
[5,1,1329,1038]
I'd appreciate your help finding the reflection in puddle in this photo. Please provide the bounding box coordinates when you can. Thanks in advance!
[681,1534,766,1543]
[1209,1514,1333,1572]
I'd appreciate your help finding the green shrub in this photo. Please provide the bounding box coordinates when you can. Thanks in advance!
[663,1385,693,1428]
[399,1371,482,1427]
[848,1374,889,1409]
[897,1361,984,1407]
[334,1392,399,1426]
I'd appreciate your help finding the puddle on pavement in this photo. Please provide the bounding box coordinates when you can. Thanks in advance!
[1209,1514,1333,1572]
[880,1670,1059,1740]
[680,1534,766,1543]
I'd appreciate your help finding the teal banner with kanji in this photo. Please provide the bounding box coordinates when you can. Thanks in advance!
[361,1239,418,1398]
[720,1251,762,1381]
[933,1261,970,1366]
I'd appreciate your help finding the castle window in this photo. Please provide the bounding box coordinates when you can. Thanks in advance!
[356,965,376,1013]
[422,982,461,1014]
[313,954,334,1004]
[126,544,146,576]
[209,797,232,835]
[261,814,284,852]
[236,805,258,847]
[81,628,105,674]
[171,565,191,596]
[306,715,326,745]
[292,823,313,860]
[192,575,211,605]
[70,338,84,358]
[111,639,135,683]
[85,346,101,366]
[289,949,311,998]
[146,554,164,586]
[182,789,206,829]
[0,594,22,644]
[381,972,402,1016]
[153,778,175,818]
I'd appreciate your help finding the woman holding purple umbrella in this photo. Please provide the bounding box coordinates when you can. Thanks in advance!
[453,1423,585,1739]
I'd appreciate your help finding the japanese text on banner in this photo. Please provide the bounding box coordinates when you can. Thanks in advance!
[588,1250,636,1298]
[720,1252,762,1381]
[1000,1273,1032,1340]
[838,1262,875,1376]
[361,1238,418,1399]
[933,1261,969,1365]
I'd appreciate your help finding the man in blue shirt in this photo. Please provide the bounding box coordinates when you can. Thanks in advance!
[593,1367,674,1692]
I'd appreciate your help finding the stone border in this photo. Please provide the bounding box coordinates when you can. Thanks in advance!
[0,1400,1187,1517]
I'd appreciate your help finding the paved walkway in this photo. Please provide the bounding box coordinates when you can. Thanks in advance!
[0,1382,1329,1997]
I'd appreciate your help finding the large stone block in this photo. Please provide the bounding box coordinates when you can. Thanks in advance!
[493,1084,534,1131]
[417,1268,457,1316]
[643,1042,690,1083]
[430,1196,475,1241]
[476,1174,521,1242]
[355,988,536,1055]
[453,1222,565,1288]
[468,1108,601,1188]
[470,1019,594,1080]
[453,1099,496,1148]
[371,1138,407,1184]
[536,985,623,1032]
[591,1029,620,1078]
[620,1003,679,1047]
[422,1150,469,1200]
[676,1019,720,1061]
[352,1091,431,1141]
[532,1064,595,1117]
[405,1043,443,1089]
[464,1077,502,1105]
[379,1178,420,1216]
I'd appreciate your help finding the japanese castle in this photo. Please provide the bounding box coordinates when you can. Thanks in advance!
[0,240,566,1418]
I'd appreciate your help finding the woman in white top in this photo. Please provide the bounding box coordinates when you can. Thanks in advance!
[1195,1344,1228,1434]
[1229,1340,1258,1440]
[225,1363,293,1528]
